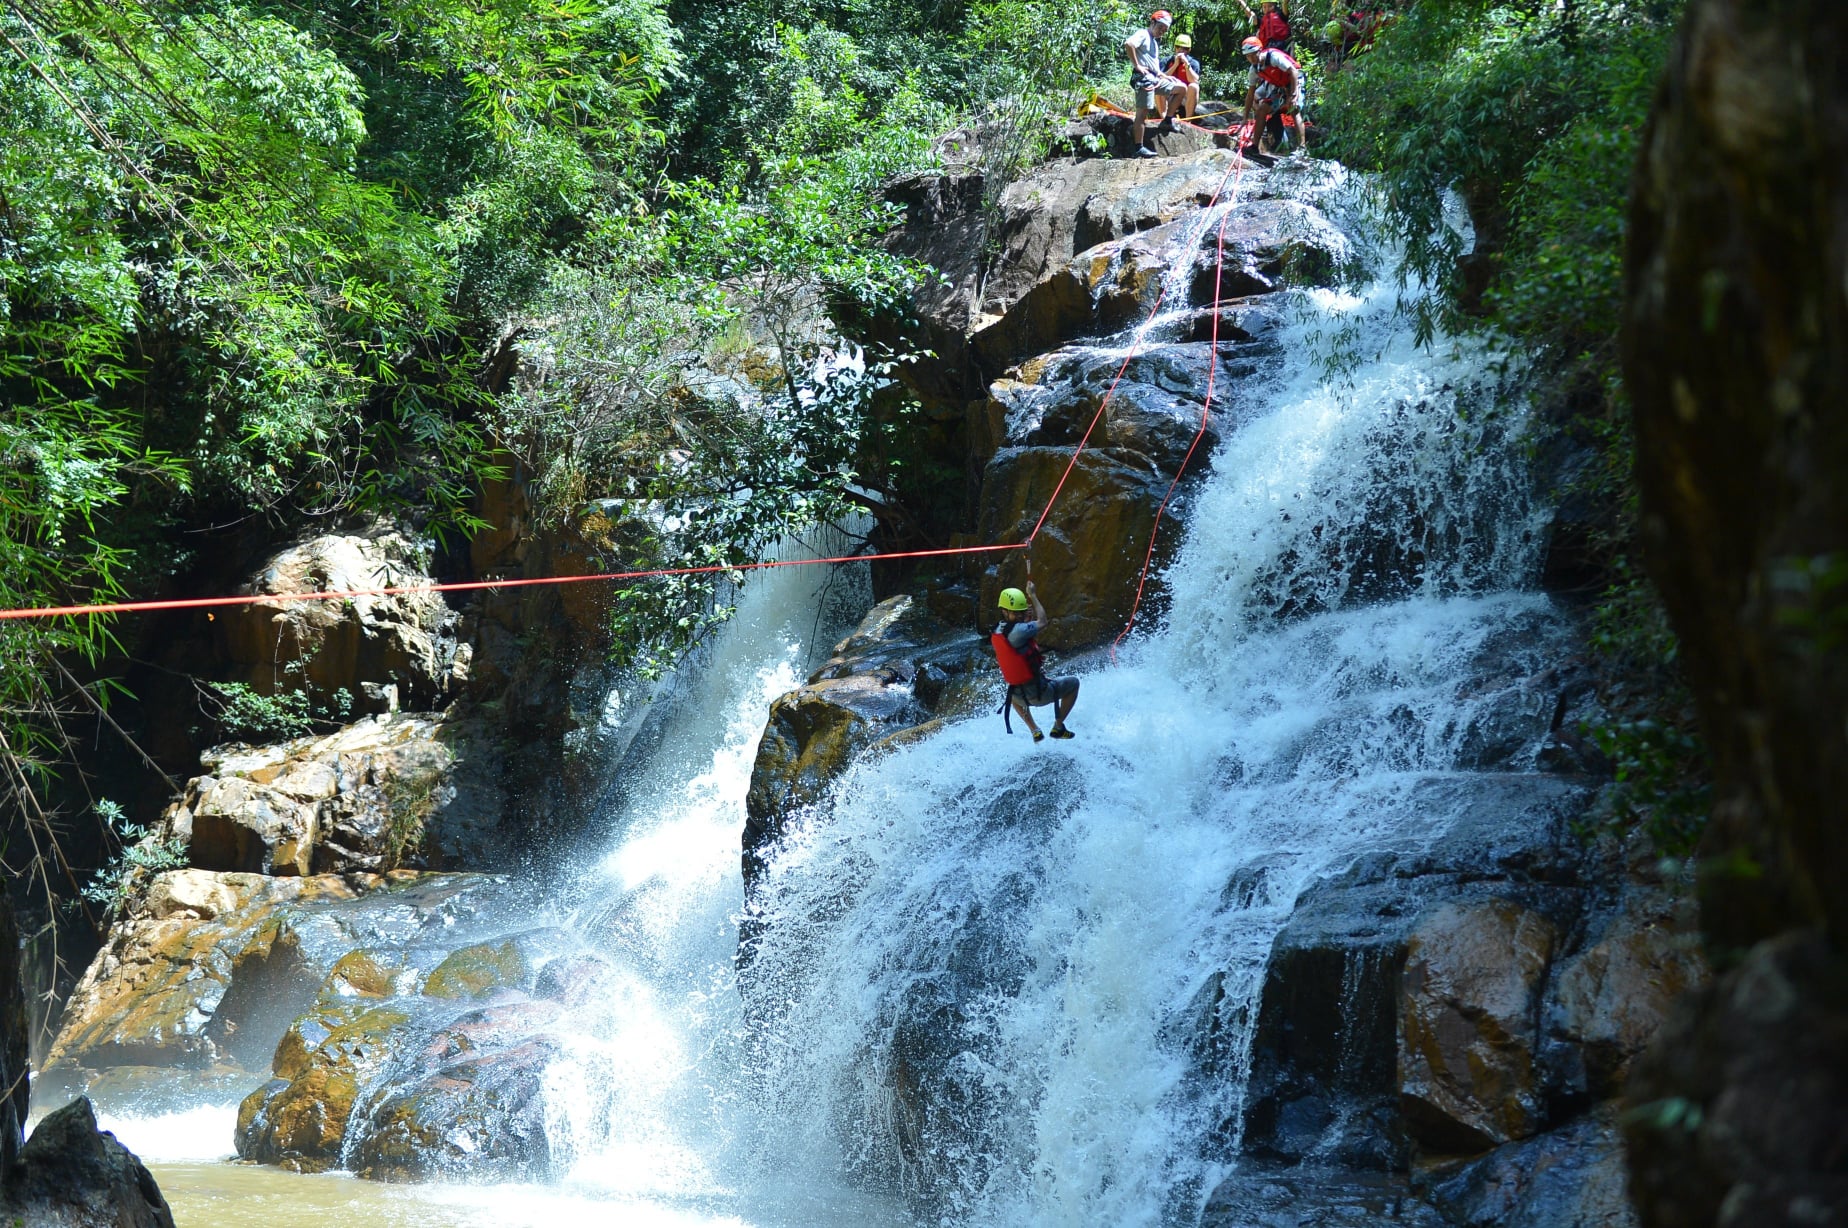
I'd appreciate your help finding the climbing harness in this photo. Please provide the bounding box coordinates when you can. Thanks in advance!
[992,622,1046,734]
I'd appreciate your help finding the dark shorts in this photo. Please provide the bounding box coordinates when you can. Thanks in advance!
[1015,676,1079,707]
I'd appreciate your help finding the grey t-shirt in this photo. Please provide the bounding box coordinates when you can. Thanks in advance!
[1126,27,1164,82]
[1002,620,1040,649]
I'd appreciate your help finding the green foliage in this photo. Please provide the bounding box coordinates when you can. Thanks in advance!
[77,799,189,916]
[1322,0,1681,347]
[198,681,353,744]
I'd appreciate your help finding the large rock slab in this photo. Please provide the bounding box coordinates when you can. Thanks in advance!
[1398,899,1559,1155]
[163,713,508,876]
[972,447,1174,650]
[41,869,508,1106]
[1421,1109,1637,1228]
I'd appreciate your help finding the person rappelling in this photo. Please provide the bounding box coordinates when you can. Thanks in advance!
[994,580,1080,741]
[1240,36,1307,155]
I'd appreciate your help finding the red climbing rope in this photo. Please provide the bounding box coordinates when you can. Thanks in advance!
[1113,122,1258,658]
[0,543,1026,622]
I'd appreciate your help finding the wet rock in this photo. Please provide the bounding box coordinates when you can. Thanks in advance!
[215,526,463,713]
[1201,1162,1446,1228]
[1622,930,1848,1228]
[164,712,509,876]
[1239,774,1591,1168]
[743,596,985,883]
[1422,1109,1636,1228]
[992,342,1242,474]
[0,1098,175,1228]
[1542,894,1707,1102]
[348,1002,564,1182]
[422,940,530,1001]
[972,447,1174,650]
[42,869,508,1106]
[235,1000,413,1171]
[1399,900,1558,1155]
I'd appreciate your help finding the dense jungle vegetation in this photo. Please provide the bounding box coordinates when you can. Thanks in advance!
[2,0,1697,909]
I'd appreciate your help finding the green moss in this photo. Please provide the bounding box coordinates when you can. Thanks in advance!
[422,941,529,1001]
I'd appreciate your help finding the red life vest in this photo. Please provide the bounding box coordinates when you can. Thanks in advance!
[992,625,1045,686]
[1255,48,1300,89]
[1257,8,1290,46]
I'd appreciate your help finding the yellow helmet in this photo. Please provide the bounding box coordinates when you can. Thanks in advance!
[998,587,1031,611]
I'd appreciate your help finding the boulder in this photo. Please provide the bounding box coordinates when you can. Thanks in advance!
[41,869,508,1106]
[1422,1109,1637,1228]
[1239,774,1592,1168]
[0,1098,174,1228]
[743,596,987,883]
[163,713,508,876]
[1202,1163,1446,1228]
[214,527,463,712]
[235,1000,413,1171]
[1398,900,1558,1155]
[347,1002,563,1182]
[1542,894,1706,1101]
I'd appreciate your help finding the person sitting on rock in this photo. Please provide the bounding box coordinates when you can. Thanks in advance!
[1240,36,1306,155]
[1125,10,1186,158]
[1166,33,1202,121]
[993,583,1079,742]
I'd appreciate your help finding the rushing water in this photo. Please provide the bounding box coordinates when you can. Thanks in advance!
[101,180,1565,1226]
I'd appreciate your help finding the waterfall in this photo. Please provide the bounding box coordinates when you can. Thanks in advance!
[729,272,1566,1225]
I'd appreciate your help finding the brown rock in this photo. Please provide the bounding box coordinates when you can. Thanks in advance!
[165,713,507,876]
[215,527,459,712]
[421,941,529,1001]
[235,1001,413,1171]
[974,446,1173,650]
[42,870,498,1099]
[1399,900,1558,1154]
[1546,900,1707,1099]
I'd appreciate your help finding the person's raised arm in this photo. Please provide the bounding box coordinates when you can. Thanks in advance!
[1234,0,1255,19]
[1026,580,1047,625]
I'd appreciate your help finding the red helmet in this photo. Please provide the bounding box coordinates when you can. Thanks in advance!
[1150,9,1173,23]
[1241,35,1263,53]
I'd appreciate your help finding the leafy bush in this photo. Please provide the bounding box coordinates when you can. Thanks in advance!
[78,800,189,917]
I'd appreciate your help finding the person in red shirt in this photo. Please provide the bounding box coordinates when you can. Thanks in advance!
[1236,0,1293,49]
[993,583,1079,741]
[1240,36,1306,155]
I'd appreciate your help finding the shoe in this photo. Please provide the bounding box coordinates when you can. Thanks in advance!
[1032,729,1046,743]
[1135,146,1159,159]
[1156,117,1176,134]
[1049,725,1075,739]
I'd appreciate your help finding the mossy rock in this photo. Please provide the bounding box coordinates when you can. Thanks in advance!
[421,941,529,1001]
[236,1002,412,1169]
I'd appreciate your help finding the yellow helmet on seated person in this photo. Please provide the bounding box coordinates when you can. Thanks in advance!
[998,588,1031,611]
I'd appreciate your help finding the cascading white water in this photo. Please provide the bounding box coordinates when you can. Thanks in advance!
[730,269,1568,1226]
[108,179,1572,1228]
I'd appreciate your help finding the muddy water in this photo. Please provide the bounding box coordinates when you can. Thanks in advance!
[150,1162,889,1228]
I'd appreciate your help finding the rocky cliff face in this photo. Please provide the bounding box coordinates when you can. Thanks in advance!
[1620,1,1848,1224]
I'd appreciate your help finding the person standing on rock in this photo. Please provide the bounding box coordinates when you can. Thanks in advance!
[1235,0,1293,49]
[1241,36,1307,155]
[1125,10,1186,158]
[993,583,1079,742]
